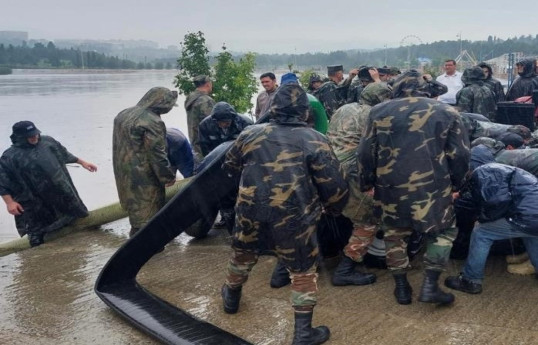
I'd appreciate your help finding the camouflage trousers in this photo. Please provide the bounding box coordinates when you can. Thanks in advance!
[225,247,319,311]
[341,182,378,262]
[383,225,458,272]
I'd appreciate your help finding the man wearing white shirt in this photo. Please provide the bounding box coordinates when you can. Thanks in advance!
[436,59,463,105]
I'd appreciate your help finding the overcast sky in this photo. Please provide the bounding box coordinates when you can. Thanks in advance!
[2,0,536,54]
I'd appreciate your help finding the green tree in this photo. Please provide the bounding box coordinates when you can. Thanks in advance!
[298,68,317,90]
[212,45,257,113]
[174,31,211,95]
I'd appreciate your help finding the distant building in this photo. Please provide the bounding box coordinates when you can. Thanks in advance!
[485,52,525,76]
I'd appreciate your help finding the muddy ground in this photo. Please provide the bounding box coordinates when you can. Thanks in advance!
[1,222,537,345]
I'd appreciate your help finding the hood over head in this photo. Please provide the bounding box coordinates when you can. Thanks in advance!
[392,69,442,98]
[270,83,309,124]
[210,102,238,121]
[461,67,486,86]
[478,62,493,80]
[359,82,392,106]
[10,120,41,146]
[516,58,537,78]
[136,87,178,115]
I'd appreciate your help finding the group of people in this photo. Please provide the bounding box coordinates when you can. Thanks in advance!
[2,58,538,345]
[219,62,538,344]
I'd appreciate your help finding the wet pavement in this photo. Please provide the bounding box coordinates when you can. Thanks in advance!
[1,222,538,345]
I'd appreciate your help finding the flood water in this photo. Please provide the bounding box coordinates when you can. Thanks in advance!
[0,69,192,242]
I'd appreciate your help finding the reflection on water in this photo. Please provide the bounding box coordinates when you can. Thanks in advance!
[0,69,189,241]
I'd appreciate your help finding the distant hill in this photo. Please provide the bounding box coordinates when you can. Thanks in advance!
[251,35,538,72]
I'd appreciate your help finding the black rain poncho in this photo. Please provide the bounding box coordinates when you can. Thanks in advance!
[0,134,88,237]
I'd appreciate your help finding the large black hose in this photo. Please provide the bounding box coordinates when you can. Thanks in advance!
[94,142,252,345]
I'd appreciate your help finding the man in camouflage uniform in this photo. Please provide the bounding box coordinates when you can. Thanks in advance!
[478,62,505,103]
[326,82,392,286]
[113,87,177,237]
[221,83,349,345]
[315,65,358,119]
[184,75,215,161]
[358,70,470,305]
[456,66,497,120]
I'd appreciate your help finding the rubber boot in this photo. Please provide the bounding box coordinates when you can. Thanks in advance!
[332,256,376,286]
[270,261,291,288]
[418,270,454,305]
[221,284,242,314]
[28,233,44,247]
[292,311,330,345]
[392,272,412,305]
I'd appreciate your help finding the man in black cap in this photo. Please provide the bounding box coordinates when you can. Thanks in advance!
[315,65,358,119]
[0,121,97,246]
[185,75,215,161]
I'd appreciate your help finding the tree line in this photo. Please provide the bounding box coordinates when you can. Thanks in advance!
[0,41,174,69]
[253,34,538,72]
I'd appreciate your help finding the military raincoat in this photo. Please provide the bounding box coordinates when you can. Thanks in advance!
[358,71,470,233]
[456,67,497,120]
[223,84,349,271]
[113,87,176,229]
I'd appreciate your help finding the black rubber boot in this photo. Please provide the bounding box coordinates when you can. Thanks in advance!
[292,311,330,345]
[270,261,291,288]
[332,256,376,286]
[444,274,482,294]
[28,233,44,247]
[418,270,455,305]
[221,284,242,314]
[393,272,412,305]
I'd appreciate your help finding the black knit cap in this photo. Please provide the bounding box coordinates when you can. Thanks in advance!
[12,121,40,137]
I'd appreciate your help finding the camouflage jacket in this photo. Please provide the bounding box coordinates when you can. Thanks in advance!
[184,90,215,159]
[315,80,350,119]
[456,84,497,120]
[346,79,364,103]
[0,135,88,236]
[113,88,176,212]
[223,121,349,271]
[483,77,505,103]
[327,103,372,176]
[357,97,470,232]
